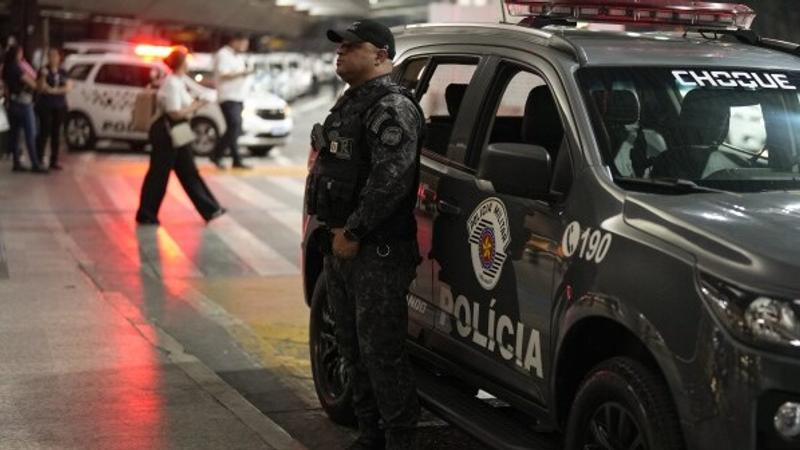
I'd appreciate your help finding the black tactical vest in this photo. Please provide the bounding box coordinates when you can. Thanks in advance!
[306,81,422,242]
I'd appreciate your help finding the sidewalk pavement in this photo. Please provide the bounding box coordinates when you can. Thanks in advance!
[0,208,305,450]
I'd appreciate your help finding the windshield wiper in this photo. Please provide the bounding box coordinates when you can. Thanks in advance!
[614,177,728,194]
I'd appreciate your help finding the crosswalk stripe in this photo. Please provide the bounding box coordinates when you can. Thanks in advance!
[74,174,203,278]
[265,176,306,198]
[104,175,204,278]
[208,214,299,276]
[215,175,302,236]
[73,175,147,271]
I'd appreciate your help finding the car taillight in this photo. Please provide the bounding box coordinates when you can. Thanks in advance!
[504,0,756,30]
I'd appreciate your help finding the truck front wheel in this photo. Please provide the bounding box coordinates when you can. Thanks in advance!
[565,357,684,450]
[309,273,356,426]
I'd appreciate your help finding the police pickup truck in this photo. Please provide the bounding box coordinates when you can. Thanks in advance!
[302,1,800,449]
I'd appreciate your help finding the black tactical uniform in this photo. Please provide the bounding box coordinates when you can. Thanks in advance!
[307,73,423,449]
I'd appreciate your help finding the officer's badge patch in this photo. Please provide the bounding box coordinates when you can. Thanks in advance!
[467,197,511,290]
[331,138,353,159]
[370,112,392,134]
[381,126,403,146]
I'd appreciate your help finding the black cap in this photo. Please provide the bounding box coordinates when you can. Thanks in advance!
[327,20,395,59]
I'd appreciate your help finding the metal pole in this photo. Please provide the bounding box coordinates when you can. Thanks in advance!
[499,0,508,24]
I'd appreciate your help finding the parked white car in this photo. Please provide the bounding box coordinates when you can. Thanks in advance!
[249,52,314,101]
[64,53,292,156]
[189,52,294,155]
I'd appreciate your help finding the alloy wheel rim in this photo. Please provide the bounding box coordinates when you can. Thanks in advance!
[192,122,217,154]
[316,297,349,400]
[67,117,90,146]
[583,402,646,450]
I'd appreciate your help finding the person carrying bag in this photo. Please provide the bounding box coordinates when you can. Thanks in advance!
[136,47,225,225]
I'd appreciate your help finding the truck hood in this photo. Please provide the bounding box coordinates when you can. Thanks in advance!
[623,190,800,295]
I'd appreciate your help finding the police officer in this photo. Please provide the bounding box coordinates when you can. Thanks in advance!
[307,20,423,450]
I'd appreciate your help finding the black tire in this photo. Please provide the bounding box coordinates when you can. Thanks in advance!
[65,112,96,151]
[309,272,356,427]
[190,117,219,157]
[565,357,685,450]
[249,146,274,157]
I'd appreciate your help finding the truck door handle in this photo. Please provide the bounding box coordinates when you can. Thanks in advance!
[437,200,461,216]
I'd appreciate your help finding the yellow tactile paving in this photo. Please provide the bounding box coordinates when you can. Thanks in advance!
[194,276,311,379]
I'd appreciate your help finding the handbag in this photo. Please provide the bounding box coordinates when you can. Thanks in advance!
[167,121,196,148]
[132,90,157,132]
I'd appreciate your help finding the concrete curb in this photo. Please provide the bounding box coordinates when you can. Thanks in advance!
[103,292,307,450]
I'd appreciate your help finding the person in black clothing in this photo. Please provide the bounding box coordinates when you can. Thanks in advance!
[308,20,423,450]
[36,47,71,170]
[136,48,225,225]
[3,45,46,172]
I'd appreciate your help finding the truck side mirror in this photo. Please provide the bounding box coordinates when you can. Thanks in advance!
[478,143,551,198]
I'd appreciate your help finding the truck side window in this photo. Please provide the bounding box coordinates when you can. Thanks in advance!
[486,69,563,163]
[477,65,572,197]
[67,64,93,81]
[394,58,428,94]
[417,61,478,157]
[95,64,153,88]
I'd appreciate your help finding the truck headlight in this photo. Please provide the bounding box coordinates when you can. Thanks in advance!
[699,275,800,350]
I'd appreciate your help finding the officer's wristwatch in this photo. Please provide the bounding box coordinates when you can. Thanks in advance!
[343,228,360,242]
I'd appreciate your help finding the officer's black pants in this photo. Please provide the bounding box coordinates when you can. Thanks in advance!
[137,118,221,222]
[36,105,65,167]
[324,240,420,449]
[213,101,243,164]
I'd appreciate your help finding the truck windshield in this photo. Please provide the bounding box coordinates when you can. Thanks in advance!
[578,67,800,192]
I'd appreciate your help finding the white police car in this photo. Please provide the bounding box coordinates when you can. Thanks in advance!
[64,52,292,156]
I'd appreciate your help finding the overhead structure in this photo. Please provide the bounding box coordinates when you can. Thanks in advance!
[277,0,430,18]
[38,0,311,37]
[36,0,432,30]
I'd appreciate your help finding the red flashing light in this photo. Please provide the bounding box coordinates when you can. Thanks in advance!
[134,44,175,59]
[504,0,756,30]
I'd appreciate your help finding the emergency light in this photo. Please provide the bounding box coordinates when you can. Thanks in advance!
[134,44,175,59]
[504,0,756,30]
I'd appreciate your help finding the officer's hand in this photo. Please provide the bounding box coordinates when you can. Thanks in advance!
[332,228,359,260]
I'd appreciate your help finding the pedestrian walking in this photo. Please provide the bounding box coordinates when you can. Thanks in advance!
[3,45,45,173]
[211,33,253,169]
[36,47,71,171]
[306,20,424,450]
[136,47,225,225]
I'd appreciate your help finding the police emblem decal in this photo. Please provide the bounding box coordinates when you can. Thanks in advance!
[467,198,510,290]
[380,126,403,146]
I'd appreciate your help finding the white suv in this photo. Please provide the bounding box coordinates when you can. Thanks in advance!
[64,53,292,156]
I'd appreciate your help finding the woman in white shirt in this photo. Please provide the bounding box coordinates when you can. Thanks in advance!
[136,47,225,225]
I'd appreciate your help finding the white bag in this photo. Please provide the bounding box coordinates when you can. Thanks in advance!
[0,105,9,133]
[169,122,195,148]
